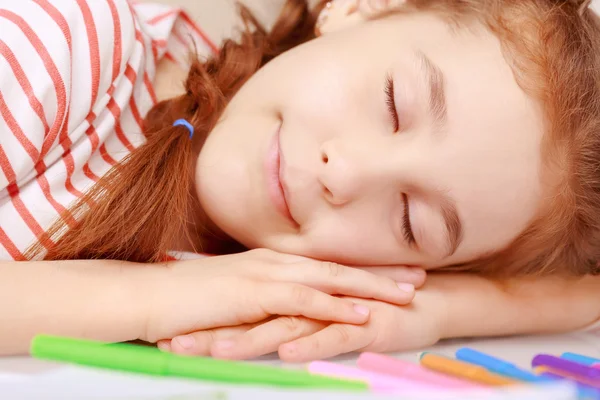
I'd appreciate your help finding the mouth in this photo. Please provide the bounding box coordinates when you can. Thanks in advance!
[266,122,299,227]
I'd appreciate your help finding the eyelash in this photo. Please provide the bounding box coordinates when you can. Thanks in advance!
[385,74,400,133]
[402,193,416,246]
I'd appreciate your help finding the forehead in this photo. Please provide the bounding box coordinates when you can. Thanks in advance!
[378,14,546,261]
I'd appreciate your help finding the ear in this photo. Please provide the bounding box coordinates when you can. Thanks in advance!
[316,0,362,36]
[316,0,407,36]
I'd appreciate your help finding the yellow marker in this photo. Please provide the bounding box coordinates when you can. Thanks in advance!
[419,353,518,386]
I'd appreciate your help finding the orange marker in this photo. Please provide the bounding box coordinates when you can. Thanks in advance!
[419,353,518,386]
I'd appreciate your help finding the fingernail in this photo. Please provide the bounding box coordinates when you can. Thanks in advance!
[174,335,195,350]
[397,282,415,293]
[157,341,171,352]
[213,340,235,351]
[353,304,370,316]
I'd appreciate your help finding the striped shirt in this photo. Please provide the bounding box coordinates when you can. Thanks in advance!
[0,0,216,261]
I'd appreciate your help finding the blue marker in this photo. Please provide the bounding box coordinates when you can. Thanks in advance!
[455,348,549,383]
[562,353,600,367]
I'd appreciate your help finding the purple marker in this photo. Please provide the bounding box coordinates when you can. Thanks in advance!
[532,354,600,382]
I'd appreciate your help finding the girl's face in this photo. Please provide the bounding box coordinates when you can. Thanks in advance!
[196,11,545,269]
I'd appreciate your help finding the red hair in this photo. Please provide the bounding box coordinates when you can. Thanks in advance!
[28,0,600,278]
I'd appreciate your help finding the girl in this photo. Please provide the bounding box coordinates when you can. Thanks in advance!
[1,0,600,361]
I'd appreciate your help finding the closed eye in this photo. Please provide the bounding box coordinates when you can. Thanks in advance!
[385,74,400,133]
[402,193,416,246]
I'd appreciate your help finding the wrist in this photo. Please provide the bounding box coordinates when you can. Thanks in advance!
[121,262,170,343]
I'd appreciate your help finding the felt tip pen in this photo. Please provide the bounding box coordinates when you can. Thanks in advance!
[455,348,547,383]
[308,361,439,393]
[533,354,600,382]
[30,335,368,391]
[561,353,600,367]
[419,352,518,386]
[356,352,480,389]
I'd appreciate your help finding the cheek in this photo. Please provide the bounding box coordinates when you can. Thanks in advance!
[298,209,405,265]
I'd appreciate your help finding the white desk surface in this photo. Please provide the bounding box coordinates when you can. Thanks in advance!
[2,332,600,374]
[0,333,599,400]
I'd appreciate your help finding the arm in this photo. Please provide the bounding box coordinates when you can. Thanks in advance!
[430,273,600,339]
[0,251,415,356]
[0,260,149,356]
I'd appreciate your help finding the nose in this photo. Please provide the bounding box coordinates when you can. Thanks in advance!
[318,138,384,206]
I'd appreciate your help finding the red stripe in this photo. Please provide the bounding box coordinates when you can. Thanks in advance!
[131,16,157,105]
[83,163,100,182]
[124,64,137,83]
[107,98,135,152]
[180,12,218,55]
[151,40,159,64]
[0,9,67,160]
[33,1,72,47]
[0,91,40,163]
[1,88,77,226]
[173,30,188,48]
[153,38,168,48]
[85,123,100,153]
[99,144,118,166]
[106,0,123,82]
[32,164,77,228]
[0,146,16,184]
[31,1,84,201]
[59,148,84,198]
[75,0,100,107]
[0,148,52,252]
[0,66,77,232]
[146,9,178,25]
[144,74,157,104]
[129,97,144,132]
[0,226,26,261]
[0,40,50,134]
[164,51,176,63]
[122,65,144,131]
[10,185,55,249]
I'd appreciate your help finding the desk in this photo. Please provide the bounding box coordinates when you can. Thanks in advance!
[2,333,600,374]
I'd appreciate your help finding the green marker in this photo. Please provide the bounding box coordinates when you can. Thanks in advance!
[31,335,368,391]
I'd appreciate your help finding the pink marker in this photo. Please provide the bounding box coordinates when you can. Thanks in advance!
[357,352,481,390]
[307,361,442,394]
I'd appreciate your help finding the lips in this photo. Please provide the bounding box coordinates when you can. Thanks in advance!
[266,123,298,227]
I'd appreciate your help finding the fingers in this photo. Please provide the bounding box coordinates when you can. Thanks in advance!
[162,325,254,355]
[267,261,416,305]
[256,282,372,324]
[353,266,427,289]
[279,323,372,363]
[211,317,326,360]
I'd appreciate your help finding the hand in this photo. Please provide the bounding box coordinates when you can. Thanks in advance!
[159,279,442,362]
[137,249,425,344]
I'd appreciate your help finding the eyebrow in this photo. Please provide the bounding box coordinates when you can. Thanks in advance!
[416,51,448,131]
[440,196,463,257]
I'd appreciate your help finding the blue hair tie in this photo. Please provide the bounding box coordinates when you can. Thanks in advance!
[173,119,194,139]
